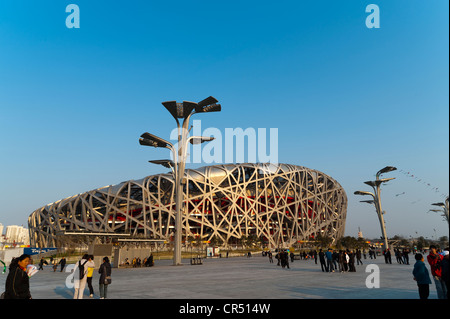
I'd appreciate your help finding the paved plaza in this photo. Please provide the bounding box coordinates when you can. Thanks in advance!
[0,253,442,300]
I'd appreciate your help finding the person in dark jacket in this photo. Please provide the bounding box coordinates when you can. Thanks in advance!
[38,257,47,270]
[98,256,112,299]
[413,253,432,299]
[348,250,356,272]
[356,249,363,265]
[59,257,67,272]
[318,249,327,272]
[441,250,449,299]
[4,254,32,299]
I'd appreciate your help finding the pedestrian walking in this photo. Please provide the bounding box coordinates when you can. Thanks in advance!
[86,255,95,298]
[3,254,32,299]
[413,253,432,299]
[285,251,290,269]
[38,257,47,270]
[402,248,410,265]
[318,249,327,272]
[59,257,66,272]
[73,254,95,299]
[52,259,58,272]
[427,245,447,299]
[348,250,356,272]
[383,249,392,264]
[99,256,112,299]
[268,251,273,263]
[356,249,363,265]
[395,249,403,264]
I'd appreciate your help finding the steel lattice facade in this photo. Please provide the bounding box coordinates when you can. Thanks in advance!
[28,163,347,248]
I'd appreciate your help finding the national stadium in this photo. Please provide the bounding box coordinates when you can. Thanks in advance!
[28,163,347,248]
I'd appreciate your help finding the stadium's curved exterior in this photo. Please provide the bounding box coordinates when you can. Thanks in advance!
[28,163,347,248]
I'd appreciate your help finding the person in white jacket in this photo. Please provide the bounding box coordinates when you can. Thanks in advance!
[73,254,95,299]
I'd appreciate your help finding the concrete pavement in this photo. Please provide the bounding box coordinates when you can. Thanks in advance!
[0,253,440,299]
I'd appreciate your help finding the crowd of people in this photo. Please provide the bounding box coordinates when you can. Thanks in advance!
[264,245,449,300]
[267,248,366,273]
[2,244,449,299]
[381,248,412,265]
[265,246,432,274]
[316,248,363,273]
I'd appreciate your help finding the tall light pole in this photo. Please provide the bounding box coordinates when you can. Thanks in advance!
[140,97,221,265]
[354,166,396,250]
[430,196,449,225]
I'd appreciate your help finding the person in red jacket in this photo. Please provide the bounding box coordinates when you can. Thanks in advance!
[427,245,447,299]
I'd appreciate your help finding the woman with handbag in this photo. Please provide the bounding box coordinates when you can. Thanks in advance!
[98,256,112,299]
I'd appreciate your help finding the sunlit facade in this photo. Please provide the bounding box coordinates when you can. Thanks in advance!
[29,163,347,248]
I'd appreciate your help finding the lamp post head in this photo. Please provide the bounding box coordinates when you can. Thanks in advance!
[139,132,172,149]
[376,166,397,178]
[360,200,375,204]
[364,180,379,187]
[162,96,221,120]
[195,96,221,113]
[364,177,395,187]
[189,136,215,145]
[149,159,175,169]
[161,101,197,119]
[354,190,375,197]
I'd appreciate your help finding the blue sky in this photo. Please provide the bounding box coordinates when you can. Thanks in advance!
[0,1,448,240]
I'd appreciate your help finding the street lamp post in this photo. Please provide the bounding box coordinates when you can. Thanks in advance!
[354,166,396,250]
[430,196,449,224]
[140,97,221,266]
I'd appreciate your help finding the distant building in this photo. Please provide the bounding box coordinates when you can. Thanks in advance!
[0,223,4,245]
[357,227,363,239]
[5,225,30,245]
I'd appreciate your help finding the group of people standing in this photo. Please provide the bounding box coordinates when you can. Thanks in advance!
[382,248,412,265]
[318,248,361,273]
[412,245,449,299]
[274,250,292,269]
[123,254,154,267]
[267,248,364,273]
[72,254,112,299]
